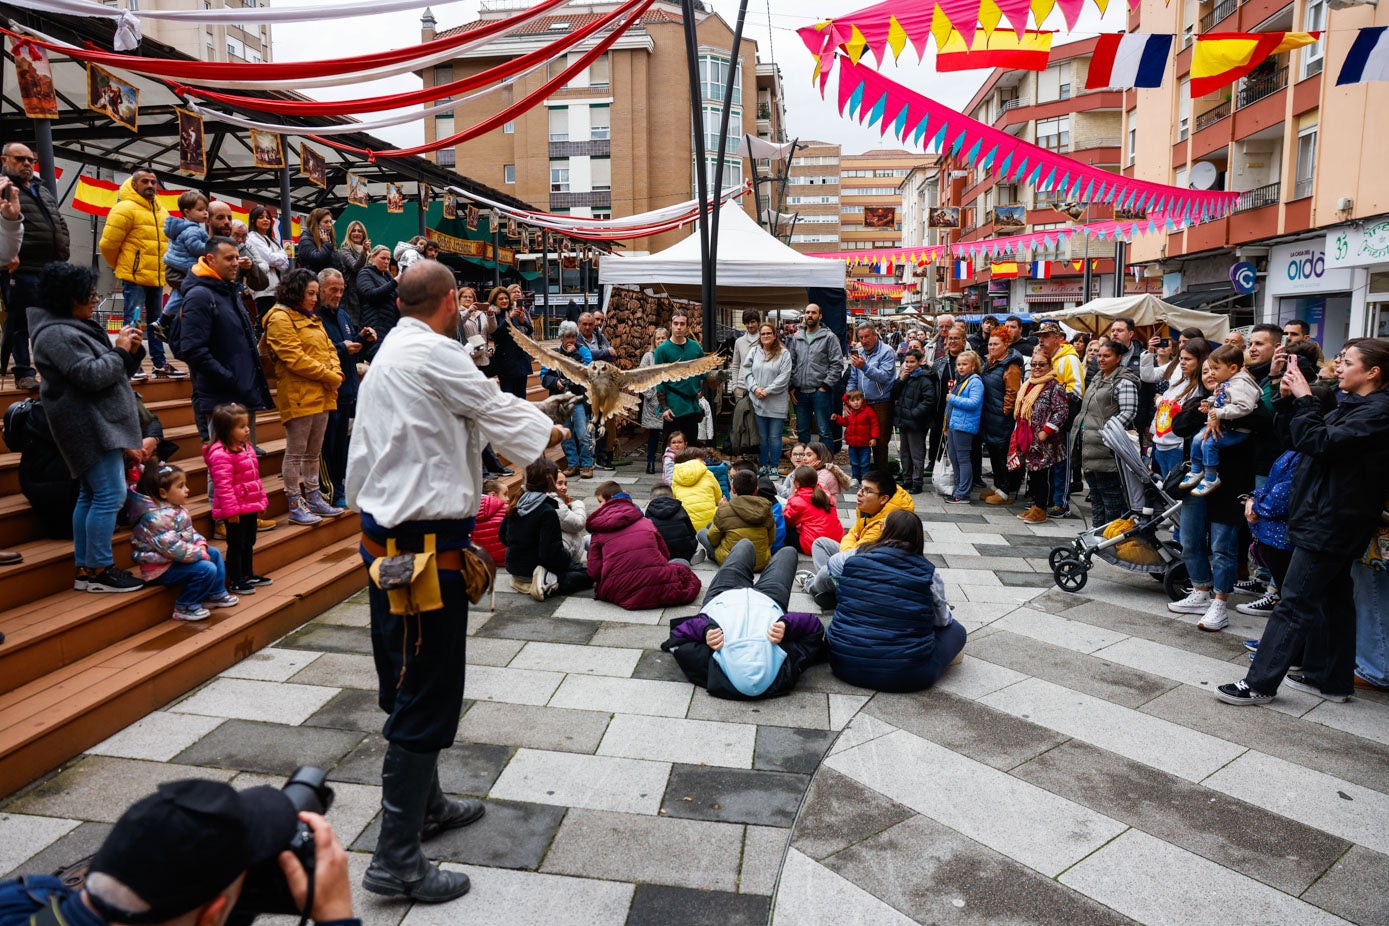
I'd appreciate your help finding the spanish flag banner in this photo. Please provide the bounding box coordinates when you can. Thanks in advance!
[990,260,1020,278]
[1190,32,1319,97]
[71,174,301,235]
[935,29,1053,72]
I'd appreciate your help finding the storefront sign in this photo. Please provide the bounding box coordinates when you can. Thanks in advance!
[1326,220,1389,270]
[1230,261,1257,295]
[1267,241,1354,296]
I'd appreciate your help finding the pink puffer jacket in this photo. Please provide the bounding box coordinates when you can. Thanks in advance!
[203,440,267,520]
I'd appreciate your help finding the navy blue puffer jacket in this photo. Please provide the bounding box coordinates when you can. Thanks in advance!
[827,545,945,692]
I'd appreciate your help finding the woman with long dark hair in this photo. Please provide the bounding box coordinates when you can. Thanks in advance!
[1220,338,1389,704]
[245,205,290,324]
[489,286,535,399]
[1150,339,1212,477]
[826,509,966,691]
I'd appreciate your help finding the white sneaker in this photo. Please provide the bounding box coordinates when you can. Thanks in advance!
[1168,588,1212,615]
[1197,598,1230,632]
[541,568,559,596]
[849,477,859,488]
[529,566,549,602]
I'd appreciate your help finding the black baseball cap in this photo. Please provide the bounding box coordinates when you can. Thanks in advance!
[87,779,298,923]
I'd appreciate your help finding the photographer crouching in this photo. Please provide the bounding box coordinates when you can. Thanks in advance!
[0,777,356,926]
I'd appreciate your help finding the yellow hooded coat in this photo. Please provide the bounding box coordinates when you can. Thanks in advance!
[841,484,915,551]
[99,177,169,287]
[671,458,723,531]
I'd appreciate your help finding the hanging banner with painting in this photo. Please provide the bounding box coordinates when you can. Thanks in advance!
[347,172,369,207]
[176,107,206,176]
[465,204,479,230]
[386,183,405,213]
[87,63,138,132]
[12,40,58,119]
[863,206,896,228]
[250,130,285,169]
[928,206,960,228]
[442,193,457,219]
[992,204,1026,229]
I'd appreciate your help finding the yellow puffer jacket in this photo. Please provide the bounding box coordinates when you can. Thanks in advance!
[672,458,723,531]
[841,484,916,551]
[98,177,169,286]
[263,305,343,421]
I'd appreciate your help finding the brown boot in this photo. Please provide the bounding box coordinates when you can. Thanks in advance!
[1019,506,1048,523]
[986,492,1012,506]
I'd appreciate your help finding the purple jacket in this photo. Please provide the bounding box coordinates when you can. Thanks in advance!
[671,610,823,643]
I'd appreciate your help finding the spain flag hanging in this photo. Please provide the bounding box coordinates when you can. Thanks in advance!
[936,29,1054,72]
[71,174,302,235]
[1191,32,1319,96]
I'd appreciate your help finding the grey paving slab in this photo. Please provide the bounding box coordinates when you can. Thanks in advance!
[548,674,693,718]
[981,676,1246,782]
[488,748,672,815]
[940,555,1038,572]
[472,612,596,645]
[86,711,225,761]
[464,636,527,667]
[1059,598,1251,659]
[540,808,743,891]
[1204,751,1389,856]
[228,772,381,848]
[219,646,324,681]
[173,719,365,775]
[277,623,375,654]
[457,701,611,754]
[753,726,838,775]
[660,764,809,827]
[509,641,642,677]
[587,622,672,650]
[794,662,876,695]
[630,648,690,682]
[0,813,80,875]
[627,884,772,926]
[7,757,235,822]
[828,693,870,730]
[821,813,1138,926]
[863,689,1069,771]
[991,608,1130,654]
[400,863,634,926]
[302,687,404,734]
[686,689,830,729]
[313,592,371,626]
[788,767,915,862]
[1303,697,1389,748]
[826,713,899,757]
[464,664,566,706]
[170,677,341,724]
[824,730,1126,877]
[288,652,381,690]
[552,597,665,624]
[1011,739,1351,895]
[1059,829,1351,926]
[1301,845,1389,926]
[1139,685,1389,795]
[740,825,791,895]
[929,654,1028,700]
[967,630,1178,708]
[975,543,1069,562]
[2,820,110,879]
[598,714,756,768]
[771,848,917,926]
[333,736,513,796]
[350,798,566,871]
[994,570,1055,587]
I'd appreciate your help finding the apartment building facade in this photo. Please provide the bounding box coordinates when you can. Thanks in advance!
[421,0,764,254]
[784,140,842,255]
[1124,0,1389,348]
[103,0,272,63]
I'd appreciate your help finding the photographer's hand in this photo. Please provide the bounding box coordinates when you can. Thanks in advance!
[279,812,354,924]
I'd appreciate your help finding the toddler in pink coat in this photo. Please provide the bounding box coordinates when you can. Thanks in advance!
[204,403,270,595]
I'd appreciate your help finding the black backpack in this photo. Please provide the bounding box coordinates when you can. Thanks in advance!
[2,397,36,453]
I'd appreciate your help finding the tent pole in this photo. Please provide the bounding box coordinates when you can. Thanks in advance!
[492,214,501,289]
[279,166,292,246]
[708,0,749,349]
[541,231,550,337]
[679,0,714,350]
[34,121,58,200]
[1112,240,1126,297]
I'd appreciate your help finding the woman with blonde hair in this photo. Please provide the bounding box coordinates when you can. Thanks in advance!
[337,219,371,323]
[356,244,398,349]
[296,208,341,275]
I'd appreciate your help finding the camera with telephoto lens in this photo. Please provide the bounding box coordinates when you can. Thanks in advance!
[229,767,335,923]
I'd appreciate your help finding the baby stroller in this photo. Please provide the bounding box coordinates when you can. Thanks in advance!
[1049,419,1191,601]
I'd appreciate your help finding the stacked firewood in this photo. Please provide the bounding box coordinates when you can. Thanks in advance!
[603,286,703,370]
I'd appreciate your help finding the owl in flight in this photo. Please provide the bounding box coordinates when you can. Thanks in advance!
[510,326,724,435]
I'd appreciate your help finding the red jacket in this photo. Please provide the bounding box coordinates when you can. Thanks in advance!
[832,404,879,449]
[783,485,845,555]
[473,494,508,567]
[586,497,701,610]
[203,440,267,520]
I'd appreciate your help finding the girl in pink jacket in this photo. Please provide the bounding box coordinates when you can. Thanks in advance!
[204,404,270,595]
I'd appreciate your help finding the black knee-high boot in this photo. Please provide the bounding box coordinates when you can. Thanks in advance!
[362,744,472,902]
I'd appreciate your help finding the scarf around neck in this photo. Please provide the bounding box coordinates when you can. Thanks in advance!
[1015,368,1057,422]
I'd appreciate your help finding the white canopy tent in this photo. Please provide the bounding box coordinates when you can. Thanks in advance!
[598,203,846,310]
[1035,294,1231,340]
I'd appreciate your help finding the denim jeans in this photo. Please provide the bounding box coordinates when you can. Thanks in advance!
[1050,418,1077,509]
[1,269,39,379]
[1353,562,1389,688]
[1191,427,1248,472]
[794,389,834,446]
[848,446,872,480]
[156,546,228,609]
[755,414,784,469]
[1179,493,1239,595]
[1246,547,1357,696]
[1152,445,1183,478]
[563,402,594,468]
[947,429,975,499]
[73,448,128,569]
[121,281,167,367]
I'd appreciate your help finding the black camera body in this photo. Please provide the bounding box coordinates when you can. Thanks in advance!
[229,767,335,924]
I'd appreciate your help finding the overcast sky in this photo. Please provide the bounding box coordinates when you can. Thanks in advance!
[272,0,1125,153]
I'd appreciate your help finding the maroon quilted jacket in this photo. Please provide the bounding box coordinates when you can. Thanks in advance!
[586,497,701,610]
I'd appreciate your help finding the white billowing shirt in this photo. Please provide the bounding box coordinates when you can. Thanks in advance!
[347,316,552,528]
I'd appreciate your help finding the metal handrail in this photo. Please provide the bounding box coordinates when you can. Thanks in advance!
[1233,181,1280,212]
[999,97,1030,112]
[1237,66,1288,109]
[1199,0,1237,33]
[1195,100,1231,131]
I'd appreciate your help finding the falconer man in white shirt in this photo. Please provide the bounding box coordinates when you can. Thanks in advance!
[347,260,567,906]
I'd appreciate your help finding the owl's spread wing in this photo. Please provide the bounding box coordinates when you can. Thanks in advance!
[620,352,725,394]
[508,326,592,385]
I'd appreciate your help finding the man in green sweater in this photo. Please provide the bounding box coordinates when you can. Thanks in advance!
[655,310,709,444]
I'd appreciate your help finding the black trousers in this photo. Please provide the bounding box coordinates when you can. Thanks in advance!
[987,439,1019,495]
[1246,546,1357,697]
[322,407,351,501]
[663,412,703,446]
[365,520,472,752]
[1026,465,1051,509]
[224,516,257,584]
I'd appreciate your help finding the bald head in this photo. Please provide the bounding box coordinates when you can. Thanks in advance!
[208,201,234,236]
[397,260,458,336]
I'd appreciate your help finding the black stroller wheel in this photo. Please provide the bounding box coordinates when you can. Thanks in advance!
[1163,561,1192,602]
[1054,558,1089,593]
[1048,546,1075,570]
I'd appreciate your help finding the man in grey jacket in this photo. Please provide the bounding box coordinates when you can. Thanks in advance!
[789,303,844,450]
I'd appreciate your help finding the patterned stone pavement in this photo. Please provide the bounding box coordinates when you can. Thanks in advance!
[2,466,1387,926]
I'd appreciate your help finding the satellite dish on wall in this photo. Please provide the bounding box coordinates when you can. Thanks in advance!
[1189,162,1219,190]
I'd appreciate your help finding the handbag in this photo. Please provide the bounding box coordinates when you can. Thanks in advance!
[931,436,954,495]
[462,544,497,605]
[257,307,283,380]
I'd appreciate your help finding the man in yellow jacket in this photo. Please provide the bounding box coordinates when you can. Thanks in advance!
[797,470,915,607]
[99,169,178,376]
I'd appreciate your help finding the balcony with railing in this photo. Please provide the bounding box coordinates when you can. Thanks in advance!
[1233,181,1279,212]
[1195,101,1231,132]
[999,97,1030,113]
[1199,0,1238,33]
[1237,66,1288,109]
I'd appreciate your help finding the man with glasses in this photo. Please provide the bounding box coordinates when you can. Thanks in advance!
[845,323,896,472]
[1,143,69,392]
[796,470,913,608]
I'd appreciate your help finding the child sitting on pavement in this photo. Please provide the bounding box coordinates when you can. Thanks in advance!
[552,470,588,565]
[672,446,723,531]
[662,431,687,485]
[499,457,593,601]
[700,468,776,569]
[645,483,699,563]
[473,478,508,568]
[586,481,701,610]
[783,465,844,555]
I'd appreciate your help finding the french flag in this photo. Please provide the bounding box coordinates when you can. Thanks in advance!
[1337,27,1389,85]
[953,260,972,280]
[1085,33,1173,90]
[1030,261,1052,279]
